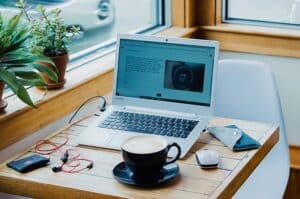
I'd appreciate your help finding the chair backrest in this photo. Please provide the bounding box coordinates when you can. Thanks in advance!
[215,59,284,125]
[214,59,289,198]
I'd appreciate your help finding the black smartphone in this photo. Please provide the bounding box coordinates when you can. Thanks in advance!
[7,154,50,173]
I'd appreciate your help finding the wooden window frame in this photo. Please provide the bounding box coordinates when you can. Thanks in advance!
[193,0,300,58]
[0,0,198,150]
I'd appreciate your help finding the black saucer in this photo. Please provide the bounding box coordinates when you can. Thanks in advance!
[113,162,179,187]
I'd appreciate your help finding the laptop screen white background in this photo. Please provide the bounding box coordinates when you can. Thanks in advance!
[116,39,215,106]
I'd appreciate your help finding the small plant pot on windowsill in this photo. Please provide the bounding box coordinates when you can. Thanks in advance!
[40,53,69,90]
[0,81,8,113]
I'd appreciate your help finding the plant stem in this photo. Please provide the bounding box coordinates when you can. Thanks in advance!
[20,6,31,22]
[40,11,57,54]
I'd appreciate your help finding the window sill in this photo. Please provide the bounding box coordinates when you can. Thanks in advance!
[200,24,300,39]
[196,24,300,58]
[0,26,198,150]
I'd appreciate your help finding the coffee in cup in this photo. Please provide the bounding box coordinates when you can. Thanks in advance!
[121,135,181,177]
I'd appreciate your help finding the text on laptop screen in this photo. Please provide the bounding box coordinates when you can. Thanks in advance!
[116,39,215,106]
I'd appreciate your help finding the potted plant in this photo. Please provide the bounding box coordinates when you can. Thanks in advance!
[17,0,79,89]
[0,12,58,112]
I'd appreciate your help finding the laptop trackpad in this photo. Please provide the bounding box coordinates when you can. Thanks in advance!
[77,129,116,147]
[107,133,134,149]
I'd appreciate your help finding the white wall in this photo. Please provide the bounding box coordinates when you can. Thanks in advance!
[220,51,300,145]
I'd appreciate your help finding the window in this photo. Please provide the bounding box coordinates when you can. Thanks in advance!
[224,0,300,27]
[0,0,169,64]
[1,0,169,96]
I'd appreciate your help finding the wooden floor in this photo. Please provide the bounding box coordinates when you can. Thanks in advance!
[284,146,300,199]
[284,169,300,199]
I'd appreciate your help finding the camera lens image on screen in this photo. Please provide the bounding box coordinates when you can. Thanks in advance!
[164,60,205,92]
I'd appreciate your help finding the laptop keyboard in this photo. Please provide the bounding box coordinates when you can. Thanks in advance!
[98,111,199,138]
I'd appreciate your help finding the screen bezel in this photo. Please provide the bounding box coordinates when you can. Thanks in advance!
[112,34,219,116]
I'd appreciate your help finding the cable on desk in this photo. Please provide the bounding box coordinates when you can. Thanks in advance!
[35,137,94,173]
[68,95,107,124]
[52,149,94,173]
[34,96,106,173]
[34,134,68,155]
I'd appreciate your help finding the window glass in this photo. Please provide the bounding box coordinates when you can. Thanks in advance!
[0,0,163,55]
[225,0,300,26]
[1,0,166,96]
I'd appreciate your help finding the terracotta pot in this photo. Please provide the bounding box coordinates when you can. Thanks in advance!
[0,81,8,113]
[40,53,69,90]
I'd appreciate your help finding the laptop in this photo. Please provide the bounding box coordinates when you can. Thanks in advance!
[77,34,219,158]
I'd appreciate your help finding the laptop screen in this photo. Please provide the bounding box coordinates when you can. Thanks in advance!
[116,39,215,106]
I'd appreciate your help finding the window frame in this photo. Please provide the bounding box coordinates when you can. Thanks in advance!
[222,0,300,30]
[194,0,300,59]
[68,0,172,70]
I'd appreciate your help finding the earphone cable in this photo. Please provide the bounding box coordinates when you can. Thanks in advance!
[68,95,106,124]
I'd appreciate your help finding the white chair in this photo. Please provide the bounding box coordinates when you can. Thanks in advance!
[214,59,290,199]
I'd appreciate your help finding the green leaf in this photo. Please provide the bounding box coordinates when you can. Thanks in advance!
[0,49,38,63]
[0,50,24,61]
[7,12,22,32]
[0,13,3,30]
[7,65,34,71]
[31,30,44,37]
[0,68,36,107]
[3,64,31,69]
[30,46,44,55]
[0,56,38,65]
[17,77,47,87]
[15,0,25,8]
[16,84,36,107]
[32,63,58,82]
[36,4,46,13]
[0,68,19,91]
[15,71,46,86]
[36,55,55,66]
[0,34,29,54]
[17,79,38,87]
[14,70,40,78]
[12,27,30,43]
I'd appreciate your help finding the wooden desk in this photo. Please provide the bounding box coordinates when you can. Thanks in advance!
[0,115,278,199]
